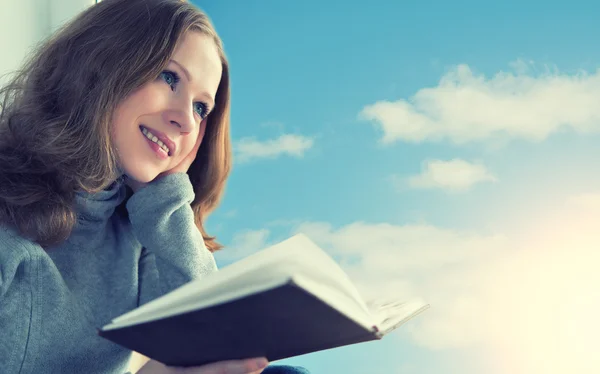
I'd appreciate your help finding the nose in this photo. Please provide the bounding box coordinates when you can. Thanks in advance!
[162,100,197,133]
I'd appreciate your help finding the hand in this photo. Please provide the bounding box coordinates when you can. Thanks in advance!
[126,130,203,193]
[136,357,269,374]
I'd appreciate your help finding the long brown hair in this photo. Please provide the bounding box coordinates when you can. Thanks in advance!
[0,0,231,252]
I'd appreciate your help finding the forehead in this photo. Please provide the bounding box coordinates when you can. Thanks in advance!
[171,31,222,97]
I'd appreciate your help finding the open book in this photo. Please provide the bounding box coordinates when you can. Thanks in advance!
[98,233,429,367]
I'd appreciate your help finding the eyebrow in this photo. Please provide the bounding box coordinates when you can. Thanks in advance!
[169,59,215,108]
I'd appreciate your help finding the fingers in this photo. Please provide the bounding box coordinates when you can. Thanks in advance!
[176,357,269,374]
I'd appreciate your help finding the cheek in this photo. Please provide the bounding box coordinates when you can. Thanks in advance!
[136,85,166,109]
[115,85,165,124]
[111,103,131,141]
[198,118,208,140]
[196,119,209,152]
[178,120,207,160]
[112,97,132,127]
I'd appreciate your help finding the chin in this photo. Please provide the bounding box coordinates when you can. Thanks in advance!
[123,167,161,184]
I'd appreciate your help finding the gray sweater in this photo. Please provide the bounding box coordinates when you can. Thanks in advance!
[0,172,218,374]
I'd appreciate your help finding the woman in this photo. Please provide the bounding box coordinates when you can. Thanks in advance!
[0,0,309,373]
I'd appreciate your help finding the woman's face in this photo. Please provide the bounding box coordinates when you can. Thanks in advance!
[112,31,223,183]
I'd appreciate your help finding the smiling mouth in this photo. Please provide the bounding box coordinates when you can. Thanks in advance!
[139,125,172,157]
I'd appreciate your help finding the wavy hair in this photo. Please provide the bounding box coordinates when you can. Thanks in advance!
[0,0,231,252]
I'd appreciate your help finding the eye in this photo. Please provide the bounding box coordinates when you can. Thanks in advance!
[160,70,210,119]
[159,70,180,90]
[194,102,209,119]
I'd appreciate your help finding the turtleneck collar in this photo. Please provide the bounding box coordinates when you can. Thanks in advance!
[73,174,129,224]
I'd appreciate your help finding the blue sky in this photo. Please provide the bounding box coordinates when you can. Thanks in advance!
[197,1,600,373]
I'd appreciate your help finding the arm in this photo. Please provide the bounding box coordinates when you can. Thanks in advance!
[0,228,36,374]
[125,172,218,306]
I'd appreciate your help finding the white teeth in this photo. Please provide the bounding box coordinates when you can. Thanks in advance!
[141,127,170,154]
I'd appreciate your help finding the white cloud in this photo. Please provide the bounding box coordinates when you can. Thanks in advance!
[565,192,600,210]
[223,194,600,373]
[289,221,508,349]
[214,228,270,262]
[224,220,510,349]
[234,134,314,163]
[406,158,497,192]
[293,216,600,374]
[359,60,600,145]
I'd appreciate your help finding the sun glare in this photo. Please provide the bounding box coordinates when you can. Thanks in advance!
[486,206,600,374]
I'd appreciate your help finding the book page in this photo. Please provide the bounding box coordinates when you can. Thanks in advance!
[290,273,376,331]
[103,276,290,330]
[368,298,430,336]
[107,233,371,327]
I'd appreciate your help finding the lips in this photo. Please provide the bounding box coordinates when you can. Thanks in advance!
[139,125,176,156]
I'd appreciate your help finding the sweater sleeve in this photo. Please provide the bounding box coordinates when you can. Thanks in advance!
[0,227,37,374]
[125,172,218,307]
